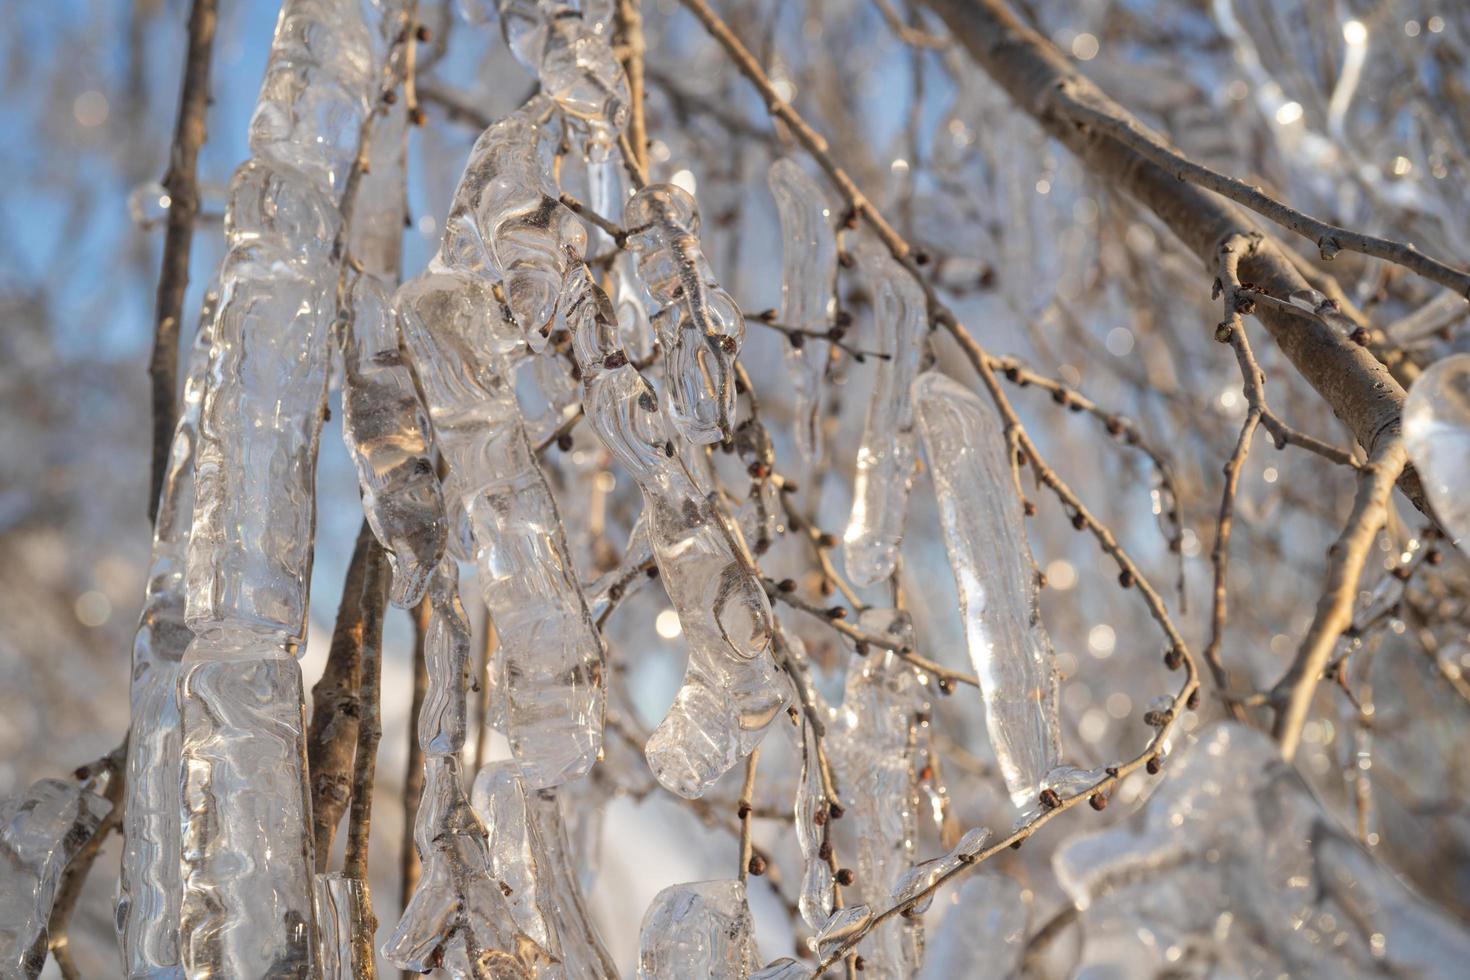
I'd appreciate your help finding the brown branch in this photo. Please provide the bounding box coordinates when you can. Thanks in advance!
[1204,411,1258,722]
[1269,438,1408,760]
[737,746,760,884]
[147,0,218,520]
[615,0,649,175]
[399,598,430,927]
[921,0,1427,514]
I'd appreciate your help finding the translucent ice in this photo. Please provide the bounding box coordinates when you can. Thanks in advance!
[314,872,366,980]
[916,875,1026,980]
[795,714,835,929]
[637,880,758,979]
[842,241,926,587]
[768,158,836,463]
[1403,353,1470,552]
[494,1,628,145]
[809,904,873,960]
[564,264,785,798]
[0,778,111,978]
[624,183,746,445]
[913,371,1064,807]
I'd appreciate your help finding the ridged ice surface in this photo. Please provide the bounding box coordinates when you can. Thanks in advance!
[448,95,586,344]
[827,610,927,977]
[399,267,604,788]
[1056,723,1470,976]
[768,158,836,464]
[795,712,834,929]
[637,880,758,979]
[912,371,1063,807]
[842,241,926,587]
[177,656,317,978]
[1404,353,1470,552]
[588,157,655,360]
[564,264,785,798]
[0,778,111,979]
[471,763,619,978]
[494,1,627,146]
[624,183,746,445]
[117,290,214,979]
[314,872,366,980]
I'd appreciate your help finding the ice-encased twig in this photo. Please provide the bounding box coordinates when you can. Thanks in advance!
[446,95,587,345]
[842,240,926,587]
[471,763,619,978]
[795,711,835,930]
[826,609,927,976]
[314,872,367,980]
[624,183,747,445]
[116,287,214,979]
[768,158,837,464]
[387,561,551,975]
[911,371,1063,807]
[495,1,627,148]
[398,266,604,788]
[587,153,655,360]
[564,264,785,798]
[0,778,112,978]
[180,0,385,970]
[637,880,759,979]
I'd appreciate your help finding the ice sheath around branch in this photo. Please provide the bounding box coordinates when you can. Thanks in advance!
[563,263,786,798]
[768,158,837,465]
[637,880,759,979]
[178,0,386,972]
[624,183,747,446]
[842,240,925,588]
[912,371,1067,807]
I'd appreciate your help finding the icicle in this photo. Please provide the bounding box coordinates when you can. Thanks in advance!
[768,158,837,464]
[386,561,552,975]
[471,763,619,978]
[116,286,214,979]
[398,267,604,789]
[180,0,385,970]
[826,609,927,975]
[911,371,1066,808]
[842,240,926,587]
[795,712,835,929]
[314,873,366,979]
[1403,353,1470,552]
[564,265,785,798]
[588,154,655,361]
[624,183,746,446]
[494,1,627,148]
[449,95,587,345]
[0,778,112,978]
[341,273,448,608]
[637,880,759,979]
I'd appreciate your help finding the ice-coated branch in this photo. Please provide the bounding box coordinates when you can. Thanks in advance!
[637,880,759,979]
[495,1,628,148]
[564,263,786,798]
[841,239,925,587]
[768,158,837,464]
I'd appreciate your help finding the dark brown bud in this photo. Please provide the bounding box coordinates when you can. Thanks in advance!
[556,433,573,452]
[835,868,855,886]
[1039,788,1062,810]
[415,24,432,41]
[777,578,796,593]
[1146,755,1163,775]
[747,855,767,876]
[1023,501,1037,517]
[1163,647,1183,671]
[1118,570,1135,588]
[1089,793,1108,811]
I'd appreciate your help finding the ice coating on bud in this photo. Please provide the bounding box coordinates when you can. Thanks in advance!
[768,158,837,463]
[116,288,215,979]
[471,764,619,978]
[912,371,1064,807]
[342,273,447,607]
[565,264,786,798]
[495,1,628,146]
[451,95,587,345]
[384,756,549,976]
[827,609,927,975]
[178,655,318,977]
[624,183,745,445]
[795,709,835,930]
[842,240,926,587]
[637,880,759,979]
[398,266,605,788]
[1403,353,1470,553]
[0,778,111,978]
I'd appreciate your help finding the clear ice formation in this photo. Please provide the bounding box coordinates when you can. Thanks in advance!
[178,656,317,977]
[494,1,627,148]
[179,0,384,972]
[1055,723,1470,976]
[768,158,837,464]
[563,263,786,798]
[446,94,587,344]
[470,763,619,978]
[912,370,1065,808]
[0,778,111,979]
[1403,353,1470,553]
[636,880,759,979]
[809,904,873,961]
[750,959,812,980]
[826,609,927,975]
[624,183,747,445]
[795,713,835,929]
[398,264,605,789]
[915,874,1025,980]
[890,826,992,917]
[314,872,366,979]
[387,560,552,976]
[587,155,655,361]
[116,287,214,979]
[842,240,926,587]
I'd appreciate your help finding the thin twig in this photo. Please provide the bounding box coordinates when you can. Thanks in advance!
[737,746,760,883]
[615,0,649,176]
[400,596,430,926]
[45,745,127,979]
